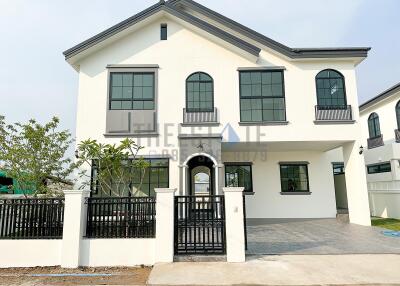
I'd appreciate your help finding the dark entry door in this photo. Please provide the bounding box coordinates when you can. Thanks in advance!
[174,195,226,255]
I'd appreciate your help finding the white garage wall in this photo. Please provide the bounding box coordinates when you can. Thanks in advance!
[222,151,337,219]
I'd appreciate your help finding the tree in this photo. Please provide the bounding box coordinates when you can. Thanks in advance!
[75,138,149,197]
[0,116,74,197]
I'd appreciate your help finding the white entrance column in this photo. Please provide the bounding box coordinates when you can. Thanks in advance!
[61,190,90,268]
[214,164,224,195]
[155,188,176,263]
[343,141,371,226]
[223,187,245,262]
[179,165,188,196]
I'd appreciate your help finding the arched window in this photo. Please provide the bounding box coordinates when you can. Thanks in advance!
[315,69,346,107]
[186,72,213,112]
[396,101,400,130]
[368,112,381,138]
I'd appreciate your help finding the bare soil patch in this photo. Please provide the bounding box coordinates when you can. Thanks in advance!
[0,266,151,285]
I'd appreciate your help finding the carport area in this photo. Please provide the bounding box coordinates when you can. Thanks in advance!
[246,218,400,255]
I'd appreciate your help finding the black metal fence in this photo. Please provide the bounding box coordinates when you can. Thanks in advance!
[0,198,65,239]
[174,195,226,255]
[85,196,156,238]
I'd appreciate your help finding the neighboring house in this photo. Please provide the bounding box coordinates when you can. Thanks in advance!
[360,82,400,219]
[64,0,371,225]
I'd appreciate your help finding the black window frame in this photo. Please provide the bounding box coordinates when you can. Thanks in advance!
[160,23,167,40]
[396,101,400,130]
[224,162,253,193]
[368,112,381,139]
[108,72,155,111]
[332,162,345,175]
[315,69,347,109]
[367,162,391,174]
[279,163,310,193]
[90,158,169,197]
[185,72,214,112]
[239,70,286,122]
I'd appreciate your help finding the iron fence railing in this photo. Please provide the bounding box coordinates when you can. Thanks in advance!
[85,196,156,238]
[315,105,352,121]
[0,198,64,239]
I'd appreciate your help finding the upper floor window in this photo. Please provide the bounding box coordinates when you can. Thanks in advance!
[160,24,167,40]
[239,70,285,122]
[368,112,381,138]
[315,69,346,108]
[186,72,214,112]
[396,101,400,130]
[109,72,155,110]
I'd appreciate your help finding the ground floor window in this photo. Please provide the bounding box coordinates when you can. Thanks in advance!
[224,163,253,192]
[91,158,169,197]
[367,162,391,174]
[279,163,310,192]
[332,162,345,175]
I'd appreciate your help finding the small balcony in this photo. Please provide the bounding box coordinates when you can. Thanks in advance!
[314,105,353,123]
[182,107,219,126]
[367,134,384,149]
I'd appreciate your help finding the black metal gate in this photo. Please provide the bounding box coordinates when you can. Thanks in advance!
[174,195,226,255]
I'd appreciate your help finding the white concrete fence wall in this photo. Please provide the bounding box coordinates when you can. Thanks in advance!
[0,188,245,268]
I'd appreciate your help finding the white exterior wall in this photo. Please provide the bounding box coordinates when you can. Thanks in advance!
[72,13,368,222]
[80,239,155,266]
[0,240,62,268]
[76,16,362,147]
[360,90,400,218]
[222,151,337,219]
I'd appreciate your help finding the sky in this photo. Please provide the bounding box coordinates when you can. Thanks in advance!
[1,0,400,136]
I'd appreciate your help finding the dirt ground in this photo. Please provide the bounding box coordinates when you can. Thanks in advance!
[0,266,151,285]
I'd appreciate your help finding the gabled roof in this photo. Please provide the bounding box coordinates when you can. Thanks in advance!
[359,82,400,112]
[171,0,370,59]
[63,0,370,63]
[63,0,260,60]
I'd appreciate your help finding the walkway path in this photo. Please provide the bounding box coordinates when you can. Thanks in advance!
[148,254,400,285]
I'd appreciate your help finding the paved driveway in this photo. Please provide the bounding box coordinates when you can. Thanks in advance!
[246,218,400,255]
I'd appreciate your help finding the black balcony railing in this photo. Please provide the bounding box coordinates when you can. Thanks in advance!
[315,105,352,121]
[183,108,218,124]
[367,134,384,149]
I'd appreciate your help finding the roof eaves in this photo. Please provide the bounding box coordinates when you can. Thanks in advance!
[173,0,370,59]
[359,82,400,111]
[63,0,260,61]
[63,1,165,59]
[164,4,260,57]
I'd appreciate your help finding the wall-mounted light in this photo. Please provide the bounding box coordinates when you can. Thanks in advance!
[359,145,364,155]
[75,150,79,159]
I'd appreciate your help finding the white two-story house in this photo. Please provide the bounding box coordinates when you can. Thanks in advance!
[360,82,400,219]
[64,0,371,226]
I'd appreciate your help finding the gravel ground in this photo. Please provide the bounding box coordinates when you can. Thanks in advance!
[0,266,151,285]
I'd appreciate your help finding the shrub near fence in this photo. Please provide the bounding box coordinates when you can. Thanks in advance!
[85,197,156,238]
[0,198,65,239]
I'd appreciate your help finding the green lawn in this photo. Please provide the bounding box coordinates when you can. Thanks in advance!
[371,217,400,231]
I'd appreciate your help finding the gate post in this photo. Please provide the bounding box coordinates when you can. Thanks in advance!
[155,188,176,263]
[223,187,245,262]
[61,190,90,268]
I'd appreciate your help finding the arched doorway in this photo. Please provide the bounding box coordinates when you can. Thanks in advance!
[187,155,215,196]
